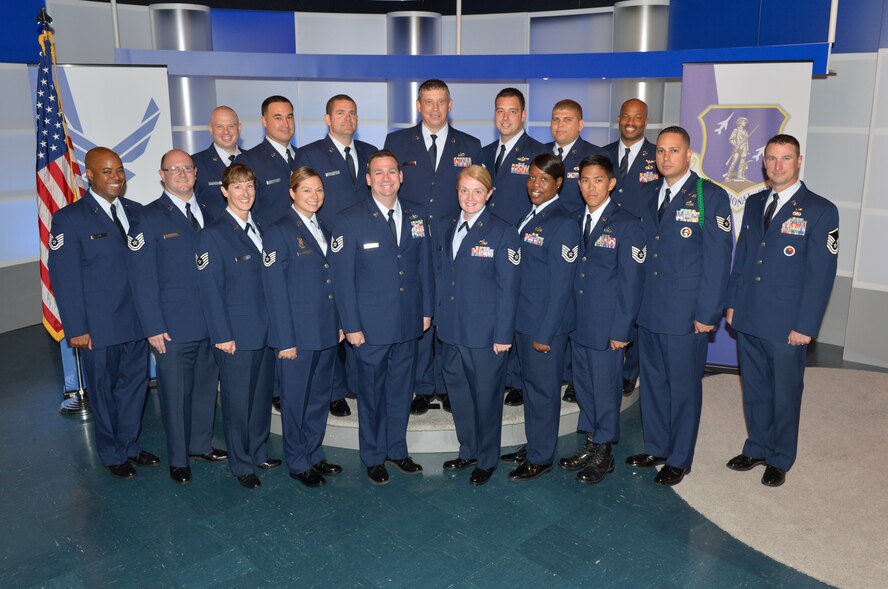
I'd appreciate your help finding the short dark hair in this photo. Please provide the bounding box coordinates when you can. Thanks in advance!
[578,154,614,179]
[658,125,691,147]
[532,153,564,183]
[417,79,450,100]
[261,95,293,117]
[367,149,400,172]
[766,133,801,156]
[553,99,583,119]
[221,163,256,189]
[495,87,526,111]
[325,94,356,116]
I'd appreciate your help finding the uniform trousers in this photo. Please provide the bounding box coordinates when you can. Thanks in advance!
[80,340,149,466]
[737,333,806,471]
[414,328,445,396]
[153,338,218,467]
[279,346,336,473]
[515,332,569,465]
[573,343,624,443]
[213,347,274,477]
[638,326,708,469]
[623,326,640,383]
[441,342,507,470]
[353,339,418,467]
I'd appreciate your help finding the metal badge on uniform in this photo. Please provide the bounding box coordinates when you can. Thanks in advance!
[403,161,417,167]
[680,227,693,238]
[632,245,647,263]
[363,242,379,249]
[792,210,802,217]
[639,171,659,183]
[331,236,344,252]
[594,235,616,249]
[162,232,180,239]
[453,154,472,168]
[325,170,340,177]
[716,215,731,232]
[827,228,839,254]
[675,209,700,223]
[127,232,145,251]
[471,245,494,258]
[208,181,222,186]
[507,248,521,265]
[266,178,281,185]
[195,251,209,270]
[297,237,307,249]
[235,254,251,262]
[523,233,544,246]
[783,246,796,257]
[603,226,613,234]
[90,233,108,240]
[781,218,807,236]
[263,251,276,266]
[49,233,64,250]
[561,244,579,263]
[410,219,425,239]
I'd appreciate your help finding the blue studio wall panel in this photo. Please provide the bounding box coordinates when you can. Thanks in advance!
[0,0,45,64]
[758,0,832,46]
[211,9,295,53]
[832,0,887,53]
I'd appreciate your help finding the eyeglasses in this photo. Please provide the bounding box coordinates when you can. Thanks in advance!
[162,165,195,174]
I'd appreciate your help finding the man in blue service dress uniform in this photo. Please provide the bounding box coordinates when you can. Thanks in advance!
[725,134,839,487]
[330,150,434,485]
[191,105,242,209]
[481,87,547,407]
[295,94,378,417]
[626,126,733,486]
[130,149,227,485]
[560,155,645,484]
[384,79,482,416]
[605,99,660,397]
[48,147,158,479]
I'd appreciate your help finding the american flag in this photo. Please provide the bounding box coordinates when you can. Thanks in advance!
[36,31,83,342]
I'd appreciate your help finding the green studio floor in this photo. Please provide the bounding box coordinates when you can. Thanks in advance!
[0,326,852,588]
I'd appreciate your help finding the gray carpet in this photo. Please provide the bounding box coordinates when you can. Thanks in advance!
[673,367,888,589]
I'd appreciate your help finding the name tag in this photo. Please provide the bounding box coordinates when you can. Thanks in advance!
[266,178,281,186]
[511,162,529,175]
[402,161,417,167]
[162,232,180,239]
[363,242,379,249]
[90,233,108,240]
[235,255,251,261]
[325,170,340,177]
[471,246,494,258]
[208,181,222,186]
[296,249,314,256]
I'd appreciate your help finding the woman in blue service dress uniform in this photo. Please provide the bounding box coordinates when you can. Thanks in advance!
[196,163,280,490]
[435,165,521,486]
[263,167,344,488]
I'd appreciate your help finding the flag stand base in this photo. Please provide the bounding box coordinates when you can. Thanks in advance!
[59,390,90,419]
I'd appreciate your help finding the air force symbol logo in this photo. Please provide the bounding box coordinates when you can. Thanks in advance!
[195,251,209,270]
[263,251,276,267]
[127,232,145,251]
[716,215,732,233]
[561,244,579,263]
[330,235,344,253]
[631,245,647,264]
[827,228,839,255]
[507,248,521,266]
[49,233,64,250]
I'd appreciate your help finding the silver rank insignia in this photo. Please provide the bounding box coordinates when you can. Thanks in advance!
[561,244,579,263]
[631,245,646,264]
[507,248,521,266]
[195,251,209,270]
[128,232,145,251]
[827,228,839,254]
[716,215,731,233]
[263,251,276,267]
[49,233,64,250]
[331,236,344,253]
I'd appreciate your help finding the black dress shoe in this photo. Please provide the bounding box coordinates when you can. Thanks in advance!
[329,398,351,417]
[500,445,527,464]
[170,466,192,484]
[410,395,431,415]
[256,458,282,470]
[559,434,595,470]
[503,387,524,406]
[128,451,161,467]
[622,378,637,396]
[508,460,553,482]
[761,465,786,487]
[290,469,326,488]
[367,465,390,485]
[562,384,576,403]
[237,474,261,489]
[443,457,477,471]
[386,456,423,474]
[726,454,766,471]
[189,448,228,462]
[654,464,689,486]
[107,463,137,479]
[625,453,666,468]
[441,394,452,413]
[470,467,494,486]
[312,460,342,476]
[576,443,615,484]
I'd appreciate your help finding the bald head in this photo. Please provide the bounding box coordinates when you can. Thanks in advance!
[618,99,648,146]
[85,147,126,203]
[209,106,241,154]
